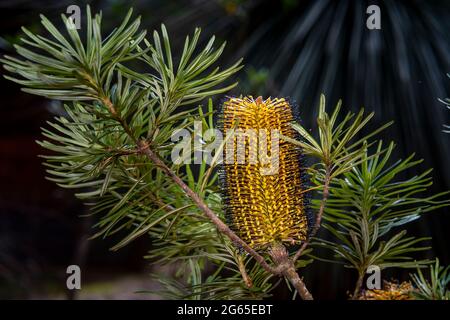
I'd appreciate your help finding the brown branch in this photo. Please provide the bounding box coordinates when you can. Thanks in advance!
[269,243,313,300]
[351,271,365,300]
[283,265,313,300]
[293,166,332,263]
[237,255,253,288]
[101,96,117,116]
[136,139,278,275]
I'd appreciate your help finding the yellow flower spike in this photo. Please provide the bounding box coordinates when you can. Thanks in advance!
[218,96,311,250]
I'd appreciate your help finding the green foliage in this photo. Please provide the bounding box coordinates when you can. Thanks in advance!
[410,259,450,300]
[147,213,279,299]
[314,140,449,289]
[284,96,449,297]
[283,94,392,180]
[2,6,238,244]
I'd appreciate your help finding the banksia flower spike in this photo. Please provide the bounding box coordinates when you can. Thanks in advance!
[218,96,311,250]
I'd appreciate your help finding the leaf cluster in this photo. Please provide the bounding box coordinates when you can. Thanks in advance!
[410,259,450,300]
[315,141,449,273]
[283,96,449,297]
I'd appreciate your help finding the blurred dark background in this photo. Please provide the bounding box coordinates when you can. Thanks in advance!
[0,0,449,299]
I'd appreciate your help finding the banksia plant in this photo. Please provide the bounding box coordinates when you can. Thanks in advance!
[0,5,318,300]
[218,96,311,250]
[2,5,448,301]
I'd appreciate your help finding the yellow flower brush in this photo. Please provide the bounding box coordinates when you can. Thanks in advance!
[218,96,310,250]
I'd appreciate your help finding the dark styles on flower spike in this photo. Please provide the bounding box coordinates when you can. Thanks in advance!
[218,96,311,250]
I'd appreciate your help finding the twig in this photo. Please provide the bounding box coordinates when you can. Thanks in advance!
[269,243,313,300]
[293,166,332,263]
[351,271,365,300]
[237,255,253,288]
